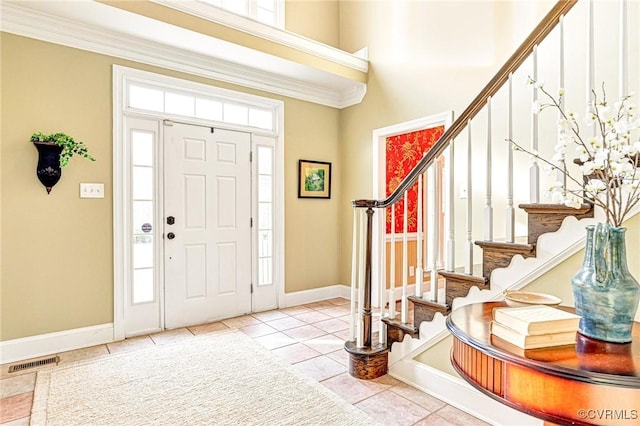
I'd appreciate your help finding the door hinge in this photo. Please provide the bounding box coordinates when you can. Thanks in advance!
[249,151,253,162]
[250,217,253,227]
[251,283,254,294]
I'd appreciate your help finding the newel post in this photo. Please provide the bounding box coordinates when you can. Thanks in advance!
[345,206,389,380]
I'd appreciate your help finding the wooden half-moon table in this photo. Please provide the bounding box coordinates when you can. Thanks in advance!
[446,302,640,426]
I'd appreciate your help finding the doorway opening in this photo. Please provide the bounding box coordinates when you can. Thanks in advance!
[370,112,453,306]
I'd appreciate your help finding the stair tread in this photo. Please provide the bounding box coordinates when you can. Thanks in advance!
[519,202,593,215]
[381,317,418,333]
[474,240,535,251]
[438,270,488,284]
[407,296,450,310]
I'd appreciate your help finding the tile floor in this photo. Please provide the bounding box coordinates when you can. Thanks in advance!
[0,298,489,426]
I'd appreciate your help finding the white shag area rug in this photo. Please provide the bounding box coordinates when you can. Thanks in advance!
[31,331,376,426]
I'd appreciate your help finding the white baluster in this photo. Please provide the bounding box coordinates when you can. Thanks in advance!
[379,208,386,345]
[349,209,358,341]
[428,164,438,302]
[415,174,423,298]
[401,191,408,324]
[445,142,455,271]
[485,97,493,241]
[506,74,515,243]
[557,16,567,190]
[619,0,628,96]
[530,45,540,203]
[389,205,396,319]
[586,0,595,138]
[465,121,473,275]
[357,209,365,348]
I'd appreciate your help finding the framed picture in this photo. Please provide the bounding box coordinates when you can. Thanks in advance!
[298,159,332,199]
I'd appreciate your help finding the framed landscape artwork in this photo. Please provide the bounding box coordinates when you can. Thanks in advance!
[298,159,331,199]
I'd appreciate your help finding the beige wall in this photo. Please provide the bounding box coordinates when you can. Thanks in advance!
[285,0,340,48]
[337,0,553,285]
[0,33,341,340]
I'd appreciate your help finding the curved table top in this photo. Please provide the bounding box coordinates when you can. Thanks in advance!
[446,302,640,388]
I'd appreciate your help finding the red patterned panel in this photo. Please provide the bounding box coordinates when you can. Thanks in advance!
[386,126,445,234]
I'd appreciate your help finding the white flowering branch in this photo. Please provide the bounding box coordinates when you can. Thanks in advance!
[509,79,640,227]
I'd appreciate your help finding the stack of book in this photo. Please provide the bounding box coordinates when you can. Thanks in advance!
[490,305,581,349]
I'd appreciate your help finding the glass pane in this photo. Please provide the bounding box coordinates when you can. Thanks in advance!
[133,201,154,234]
[257,0,275,11]
[129,85,163,112]
[133,236,154,268]
[224,103,248,125]
[258,175,272,202]
[131,131,153,167]
[165,92,195,116]
[133,268,154,304]
[259,258,272,286]
[222,0,247,15]
[257,146,273,175]
[256,9,275,25]
[258,202,272,230]
[133,166,153,200]
[195,98,223,121]
[199,0,222,6]
[259,230,272,257]
[249,108,273,130]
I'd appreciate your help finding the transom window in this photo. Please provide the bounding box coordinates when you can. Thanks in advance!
[127,83,276,131]
[198,0,281,27]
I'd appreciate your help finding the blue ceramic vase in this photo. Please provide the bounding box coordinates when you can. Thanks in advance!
[572,223,640,343]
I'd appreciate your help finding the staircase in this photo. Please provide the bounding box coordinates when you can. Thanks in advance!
[384,202,594,346]
[343,0,639,390]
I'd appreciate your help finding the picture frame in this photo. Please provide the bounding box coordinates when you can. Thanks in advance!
[298,159,332,199]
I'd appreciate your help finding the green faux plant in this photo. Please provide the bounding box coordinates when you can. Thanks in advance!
[30,132,96,167]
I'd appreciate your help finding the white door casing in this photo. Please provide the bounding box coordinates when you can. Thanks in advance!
[114,66,284,340]
[164,123,252,328]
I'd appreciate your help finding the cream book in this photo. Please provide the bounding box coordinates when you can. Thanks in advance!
[492,305,580,335]
[490,321,577,349]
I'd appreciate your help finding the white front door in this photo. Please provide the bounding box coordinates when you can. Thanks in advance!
[163,122,252,328]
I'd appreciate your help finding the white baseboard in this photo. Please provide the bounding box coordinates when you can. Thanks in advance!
[2,286,353,364]
[279,284,351,308]
[0,323,114,365]
[389,359,543,426]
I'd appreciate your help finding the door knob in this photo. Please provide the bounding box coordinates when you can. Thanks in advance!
[167,216,175,225]
[167,232,176,240]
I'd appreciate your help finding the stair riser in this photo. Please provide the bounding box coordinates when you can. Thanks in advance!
[445,280,490,307]
[414,303,448,325]
[482,249,535,279]
[527,211,594,244]
[386,326,417,346]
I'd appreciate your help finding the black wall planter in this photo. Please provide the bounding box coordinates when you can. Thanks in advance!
[33,141,63,194]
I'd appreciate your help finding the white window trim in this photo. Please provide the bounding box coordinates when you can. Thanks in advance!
[186,0,285,28]
[113,65,285,340]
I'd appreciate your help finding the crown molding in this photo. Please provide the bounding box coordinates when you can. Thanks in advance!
[0,1,366,109]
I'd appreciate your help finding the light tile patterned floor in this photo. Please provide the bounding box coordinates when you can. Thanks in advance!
[0,298,490,426]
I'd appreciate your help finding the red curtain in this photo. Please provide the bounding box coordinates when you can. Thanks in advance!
[386,126,445,234]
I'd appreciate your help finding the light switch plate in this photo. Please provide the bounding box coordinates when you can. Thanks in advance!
[80,183,104,198]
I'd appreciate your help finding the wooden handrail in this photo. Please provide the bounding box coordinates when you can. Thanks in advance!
[353,0,578,209]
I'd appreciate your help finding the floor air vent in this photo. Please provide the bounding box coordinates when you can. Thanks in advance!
[8,355,59,373]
